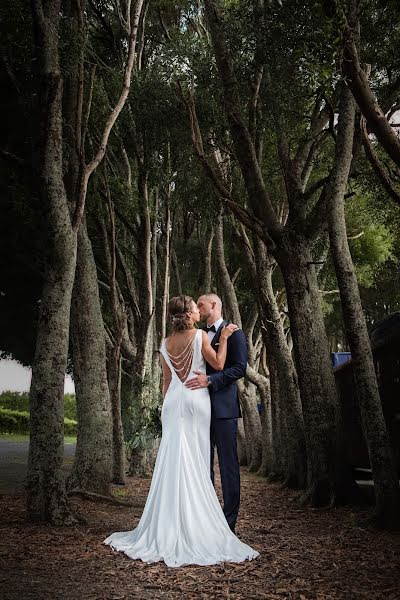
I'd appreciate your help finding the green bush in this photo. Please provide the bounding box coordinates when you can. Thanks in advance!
[0,391,29,412]
[0,408,29,433]
[0,407,77,435]
[0,391,77,419]
[64,417,77,436]
[63,393,77,420]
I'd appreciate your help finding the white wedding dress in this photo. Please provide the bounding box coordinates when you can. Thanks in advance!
[103,329,259,567]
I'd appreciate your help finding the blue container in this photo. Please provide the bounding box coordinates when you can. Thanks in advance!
[331,352,352,368]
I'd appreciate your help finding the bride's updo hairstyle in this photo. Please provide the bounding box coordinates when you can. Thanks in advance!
[168,295,194,332]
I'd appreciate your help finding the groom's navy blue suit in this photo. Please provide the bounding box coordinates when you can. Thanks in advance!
[206,321,247,532]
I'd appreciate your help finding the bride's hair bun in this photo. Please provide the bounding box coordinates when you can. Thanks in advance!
[168,295,194,332]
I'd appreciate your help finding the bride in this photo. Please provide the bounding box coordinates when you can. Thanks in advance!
[103,295,259,567]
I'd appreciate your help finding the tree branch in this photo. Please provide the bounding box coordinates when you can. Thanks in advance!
[361,117,400,206]
[177,83,273,248]
[203,0,281,239]
[72,0,145,229]
[341,19,400,168]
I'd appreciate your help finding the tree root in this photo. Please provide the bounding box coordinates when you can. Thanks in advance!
[67,488,135,507]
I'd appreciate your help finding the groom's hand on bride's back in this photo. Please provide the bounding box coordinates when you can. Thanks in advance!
[185,370,209,390]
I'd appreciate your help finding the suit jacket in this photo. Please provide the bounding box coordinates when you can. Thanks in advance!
[206,320,247,419]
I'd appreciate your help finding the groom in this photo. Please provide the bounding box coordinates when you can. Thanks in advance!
[185,293,247,532]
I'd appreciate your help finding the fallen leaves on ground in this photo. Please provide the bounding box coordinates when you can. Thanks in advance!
[0,471,399,600]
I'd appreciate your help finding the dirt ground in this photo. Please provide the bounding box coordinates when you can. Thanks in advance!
[0,470,399,600]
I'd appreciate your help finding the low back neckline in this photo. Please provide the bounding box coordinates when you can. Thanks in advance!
[164,329,199,383]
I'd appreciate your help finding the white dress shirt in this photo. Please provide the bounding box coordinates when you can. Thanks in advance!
[207,317,224,343]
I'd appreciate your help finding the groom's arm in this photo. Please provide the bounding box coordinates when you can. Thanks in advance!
[207,330,247,393]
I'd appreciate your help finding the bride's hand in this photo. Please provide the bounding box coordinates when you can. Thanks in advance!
[220,323,239,339]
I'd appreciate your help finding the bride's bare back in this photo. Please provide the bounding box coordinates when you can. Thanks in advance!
[165,329,197,383]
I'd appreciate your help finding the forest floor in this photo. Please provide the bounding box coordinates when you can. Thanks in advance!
[1,468,399,600]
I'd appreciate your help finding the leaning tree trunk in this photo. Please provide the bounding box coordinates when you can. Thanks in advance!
[267,353,288,482]
[201,224,215,294]
[27,0,143,524]
[128,172,158,476]
[235,224,306,487]
[257,368,273,477]
[246,363,273,477]
[237,418,247,465]
[62,7,113,495]
[279,233,341,506]
[161,191,172,340]
[237,380,262,472]
[107,345,126,484]
[105,189,128,484]
[215,214,262,470]
[254,238,307,488]
[26,0,78,525]
[67,220,113,494]
[203,0,343,506]
[328,84,400,528]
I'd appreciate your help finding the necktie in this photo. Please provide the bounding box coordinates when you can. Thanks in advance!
[206,325,216,333]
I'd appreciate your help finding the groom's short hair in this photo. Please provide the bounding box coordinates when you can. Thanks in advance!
[203,293,222,309]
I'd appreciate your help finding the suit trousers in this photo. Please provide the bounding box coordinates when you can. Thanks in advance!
[210,416,240,532]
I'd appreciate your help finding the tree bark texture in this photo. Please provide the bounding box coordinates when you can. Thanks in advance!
[237,380,262,472]
[203,0,339,503]
[67,220,113,495]
[267,353,288,481]
[341,27,400,169]
[62,0,113,497]
[107,346,126,484]
[237,418,248,466]
[328,84,400,527]
[257,371,273,477]
[254,239,307,488]
[27,0,77,524]
[279,234,340,505]
[215,215,262,471]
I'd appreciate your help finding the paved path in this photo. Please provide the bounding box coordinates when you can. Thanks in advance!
[0,440,76,495]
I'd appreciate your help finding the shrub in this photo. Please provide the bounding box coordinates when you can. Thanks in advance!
[64,417,77,436]
[64,394,77,420]
[0,407,77,436]
[0,391,29,412]
[0,391,77,420]
[0,408,29,434]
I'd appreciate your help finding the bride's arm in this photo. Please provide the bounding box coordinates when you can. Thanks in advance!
[201,325,238,370]
[161,355,172,398]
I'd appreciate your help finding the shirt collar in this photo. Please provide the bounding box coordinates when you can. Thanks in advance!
[209,317,224,331]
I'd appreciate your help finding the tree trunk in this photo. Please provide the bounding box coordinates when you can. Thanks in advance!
[215,215,263,470]
[328,85,400,528]
[27,231,78,524]
[27,0,139,523]
[26,0,77,525]
[172,249,183,296]
[245,355,274,478]
[254,239,307,488]
[257,371,273,477]
[107,346,126,484]
[203,225,214,293]
[237,418,247,465]
[67,220,113,494]
[128,173,158,475]
[279,233,341,506]
[235,224,306,487]
[161,194,171,340]
[238,380,262,472]
[267,353,287,482]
